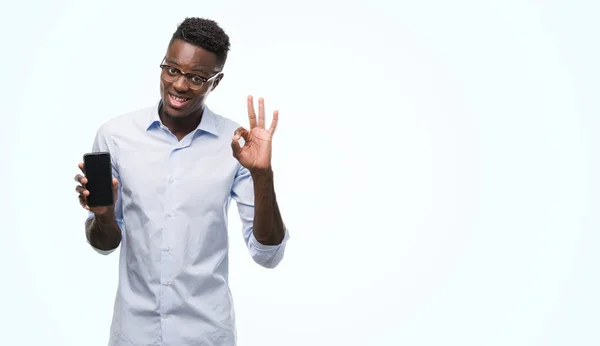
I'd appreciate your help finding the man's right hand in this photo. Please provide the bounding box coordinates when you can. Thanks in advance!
[74,162,119,215]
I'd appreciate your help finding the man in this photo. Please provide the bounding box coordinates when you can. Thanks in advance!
[74,17,289,346]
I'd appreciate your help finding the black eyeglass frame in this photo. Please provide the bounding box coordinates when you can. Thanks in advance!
[159,58,221,90]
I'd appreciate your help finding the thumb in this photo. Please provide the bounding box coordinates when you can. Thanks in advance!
[112,178,119,190]
[231,136,242,158]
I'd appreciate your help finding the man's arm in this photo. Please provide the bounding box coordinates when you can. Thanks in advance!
[231,165,290,269]
[250,168,285,246]
[80,121,124,254]
[230,95,290,268]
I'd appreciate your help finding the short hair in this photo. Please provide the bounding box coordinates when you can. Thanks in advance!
[170,17,231,69]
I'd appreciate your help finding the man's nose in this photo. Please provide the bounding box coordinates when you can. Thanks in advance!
[173,75,190,92]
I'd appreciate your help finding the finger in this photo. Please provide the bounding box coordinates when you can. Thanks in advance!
[231,136,242,158]
[78,194,88,209]
[74,174,88,185]
[258,97,265,128]
[234,127,250,142]
[78,162,85,173]
[75,185,89,196]
[247,95,257,129]
[269,110,279,134]
[112,178,119,190]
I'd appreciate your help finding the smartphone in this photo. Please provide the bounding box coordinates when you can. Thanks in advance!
[83,152,114,207]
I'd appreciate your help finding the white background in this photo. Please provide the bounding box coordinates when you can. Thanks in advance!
[1,0,598,345]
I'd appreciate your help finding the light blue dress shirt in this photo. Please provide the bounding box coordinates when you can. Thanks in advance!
[85,101,290,346]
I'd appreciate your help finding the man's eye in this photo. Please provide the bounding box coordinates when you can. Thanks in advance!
[167,67,179,75]
[191,76,204,84]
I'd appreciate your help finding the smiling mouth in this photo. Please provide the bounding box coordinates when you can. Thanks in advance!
[168,93,191,108]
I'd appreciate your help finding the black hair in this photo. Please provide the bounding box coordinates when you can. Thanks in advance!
[170,17,230,68]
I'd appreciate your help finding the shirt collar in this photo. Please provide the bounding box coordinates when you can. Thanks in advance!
[147,100,219,136]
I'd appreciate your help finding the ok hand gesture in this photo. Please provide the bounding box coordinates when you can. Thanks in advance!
[231,96,279,172]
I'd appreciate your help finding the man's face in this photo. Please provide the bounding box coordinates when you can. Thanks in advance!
[160,39,223,118]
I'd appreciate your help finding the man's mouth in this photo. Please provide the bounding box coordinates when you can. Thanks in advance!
[168,93,191,108]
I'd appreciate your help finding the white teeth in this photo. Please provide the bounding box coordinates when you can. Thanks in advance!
[170,94,188,102]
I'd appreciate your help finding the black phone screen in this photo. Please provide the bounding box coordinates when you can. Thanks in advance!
[83,152,114,207]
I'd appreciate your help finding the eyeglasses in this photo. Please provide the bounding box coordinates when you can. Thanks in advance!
[159,59,221,90]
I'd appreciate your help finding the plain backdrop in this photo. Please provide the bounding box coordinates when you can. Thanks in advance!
[0,0,598,345]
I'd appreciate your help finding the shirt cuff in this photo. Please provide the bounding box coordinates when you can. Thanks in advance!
[90,245,117,255]
[249,227,290,251]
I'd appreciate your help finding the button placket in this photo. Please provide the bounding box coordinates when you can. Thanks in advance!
[159,149,178,320]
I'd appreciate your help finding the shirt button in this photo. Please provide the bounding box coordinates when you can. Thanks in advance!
[164,247,170,251]
[169,177,175,183]
[168,211,174,217]
[164,281,171,286]
[162,314,168,319]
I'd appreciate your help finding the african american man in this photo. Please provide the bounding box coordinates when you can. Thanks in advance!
[74,17,289,346]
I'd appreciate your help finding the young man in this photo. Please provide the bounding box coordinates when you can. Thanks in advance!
[74,17,289,346]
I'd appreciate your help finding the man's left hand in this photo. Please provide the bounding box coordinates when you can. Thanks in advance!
[231,95,278,172]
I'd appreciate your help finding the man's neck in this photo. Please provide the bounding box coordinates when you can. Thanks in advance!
[159,105,204,139]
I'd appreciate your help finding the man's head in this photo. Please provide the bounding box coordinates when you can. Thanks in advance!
[160,17,230,118]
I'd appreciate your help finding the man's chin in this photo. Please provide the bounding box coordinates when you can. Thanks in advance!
[164,107,186,118]
[162,100,190,118]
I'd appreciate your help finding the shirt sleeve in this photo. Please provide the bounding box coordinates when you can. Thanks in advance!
[85,123,124,255]
[230,164,290,269]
